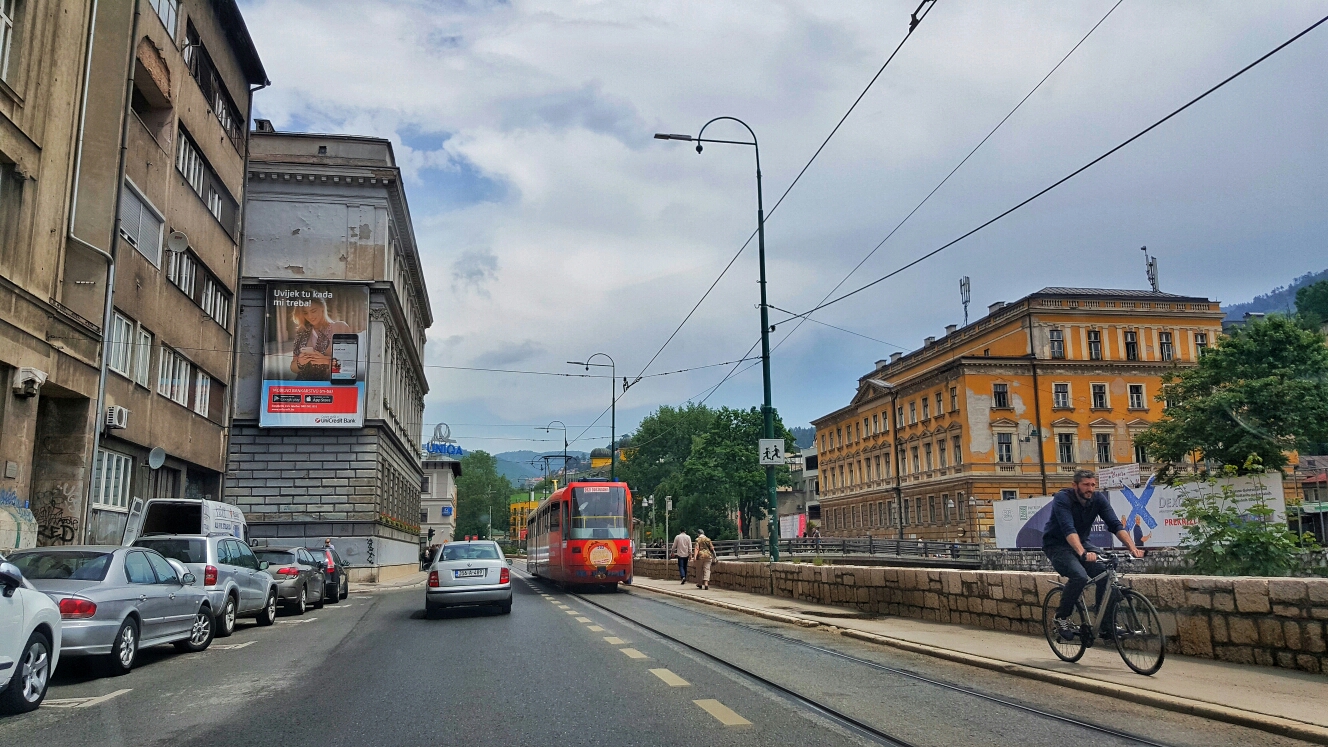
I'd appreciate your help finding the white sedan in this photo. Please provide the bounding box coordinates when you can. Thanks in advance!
[425,541,512,617]
[0,553,60,714]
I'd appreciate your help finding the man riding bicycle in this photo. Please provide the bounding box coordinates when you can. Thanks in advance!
[1043,469,1144,638]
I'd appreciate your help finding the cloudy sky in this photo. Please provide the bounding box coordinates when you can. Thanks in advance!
[240,0,1328,455]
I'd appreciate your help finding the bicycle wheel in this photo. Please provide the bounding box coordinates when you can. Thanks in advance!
[1112,589,1166,675]
[1042,586,1089,663]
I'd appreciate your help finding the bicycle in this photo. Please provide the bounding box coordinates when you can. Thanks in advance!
[1040,553,1166,675]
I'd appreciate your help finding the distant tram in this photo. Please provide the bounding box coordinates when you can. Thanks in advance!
[526,480,633,587]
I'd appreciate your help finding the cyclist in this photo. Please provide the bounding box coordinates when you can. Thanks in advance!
[1043,469,1144,639]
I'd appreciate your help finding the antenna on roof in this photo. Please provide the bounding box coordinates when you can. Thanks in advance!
[1141,247,1159,293]
[959,276,971,326]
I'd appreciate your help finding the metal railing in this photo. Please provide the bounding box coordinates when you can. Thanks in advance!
[638,536,981,563]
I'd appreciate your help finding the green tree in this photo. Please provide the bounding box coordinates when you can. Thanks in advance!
[454,451,512,539]
[1296,279,1328,330]
[1176,462,1318,576]
[617,403,717,500]
[1136,315,1328,472]
[674,406,794,539]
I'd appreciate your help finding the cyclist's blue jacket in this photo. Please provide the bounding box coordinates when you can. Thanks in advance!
[1041,488,1124,551]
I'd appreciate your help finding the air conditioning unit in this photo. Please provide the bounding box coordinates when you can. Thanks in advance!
[106,405,129,430]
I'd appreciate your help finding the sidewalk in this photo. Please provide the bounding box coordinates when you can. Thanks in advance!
[630,575,1328,744]
[349,570,427,593]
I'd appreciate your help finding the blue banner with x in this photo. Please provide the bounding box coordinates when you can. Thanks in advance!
[1120,477,1158,531]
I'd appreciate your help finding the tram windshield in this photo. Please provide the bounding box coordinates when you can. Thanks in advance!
[570,486,628,539]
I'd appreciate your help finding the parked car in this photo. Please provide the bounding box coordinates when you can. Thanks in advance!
[305,546,348,604]
[253,547,326,615]
[8,546,214,675]
[134,534,278,636]
[0,553,60,714]
[425,541,512,617]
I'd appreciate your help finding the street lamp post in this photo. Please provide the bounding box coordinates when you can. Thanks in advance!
[540,420,569,483]
[869,379,905,541]
[656,118,779,560]
[569,353,617,482]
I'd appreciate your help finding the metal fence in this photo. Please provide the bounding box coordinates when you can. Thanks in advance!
[638,536,982,563]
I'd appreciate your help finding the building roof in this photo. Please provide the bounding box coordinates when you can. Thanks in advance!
[421,458,462,476]
[1032,287,1212,302]
[215,0,268,86]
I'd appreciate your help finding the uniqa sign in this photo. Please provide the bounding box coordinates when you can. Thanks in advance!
[424,442,464,456]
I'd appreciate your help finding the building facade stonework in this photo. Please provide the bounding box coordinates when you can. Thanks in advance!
[813,287,1225,544]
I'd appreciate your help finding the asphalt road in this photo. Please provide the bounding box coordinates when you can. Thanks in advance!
[0,568,1314,747]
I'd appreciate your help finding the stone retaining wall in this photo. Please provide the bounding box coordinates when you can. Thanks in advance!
[634,558,1328,674]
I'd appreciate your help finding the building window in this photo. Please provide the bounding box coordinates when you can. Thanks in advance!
[1049,329,1065,359]
[855,423,861,442]
[882,452,891,478]
[420,508,429,524]
[1091,383,1108,409]
[909,401,917,424]
[821,434,827,451]
[1053,383,1070,409]
[942,494,950,523]
[902,499,910,526]
[949,386,958,412]
[1087,330,1102,360]
[896,406,904,428]
[996,433,1013,463]
[928,496,936,524]
[91,449,133,510]
[992,383,1009,409]
[421,476,431,492]
[1125,331,1138,361]
[864,459,873,482]
[1134,441,1148,464]
[0,0,15,82]
[192,371,211,416]
[134,327,153,386]
[911,447,919,474]
[889,500,898,526]
[118,182,164,265]
[183,22,245,151]
[957,492,966,521]
[1096,433,1113,464]
[1128,384,1145,410]
[935,392,943,416]
[157,346,191,406]
[837,466,844,488]
[853,505,860,528]
[149,0,178,36]
[176,128,206,195]
[836,428,842,448]
[924,443,933,471]
[1194,332,1208,356]
[1001,489,1018,501]
[1159,331,1174,361]
[1057,433,1074,464]
[201,277,231,326]
[167,250,197,298]
[872,414,879,434]
[953,436,962,465]
[921,397,930,420]
[863,417,869,437]
[108,312,135,376]
[938,439,948,468]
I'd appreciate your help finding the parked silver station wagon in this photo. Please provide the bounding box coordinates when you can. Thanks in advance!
[134,534,278,635]
[425,541,512,617]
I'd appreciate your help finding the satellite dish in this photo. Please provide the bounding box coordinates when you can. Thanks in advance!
[166,231,189,253]
[148,447,167,470]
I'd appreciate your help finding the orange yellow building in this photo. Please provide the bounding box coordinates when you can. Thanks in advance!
[812,287,1225,544]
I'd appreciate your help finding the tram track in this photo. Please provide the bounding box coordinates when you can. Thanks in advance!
[558,581,1175,747]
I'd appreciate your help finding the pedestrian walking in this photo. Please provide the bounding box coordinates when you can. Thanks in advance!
[692,530,715,590]
[810,525,821,552]
[671,529,693,584]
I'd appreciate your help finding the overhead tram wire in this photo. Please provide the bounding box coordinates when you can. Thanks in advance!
[767,0,1124,353]
[779,11,1328,324]
[626,1,939,387]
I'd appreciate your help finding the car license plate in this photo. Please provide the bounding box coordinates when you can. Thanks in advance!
[454,569,485,578]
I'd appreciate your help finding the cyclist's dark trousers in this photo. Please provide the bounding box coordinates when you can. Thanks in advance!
[677,556,688,581]
[1046,546,1109,619]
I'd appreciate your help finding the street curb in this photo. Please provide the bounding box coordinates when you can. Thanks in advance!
[630,581,1328,746]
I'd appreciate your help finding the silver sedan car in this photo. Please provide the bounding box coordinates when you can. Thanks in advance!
[8,546,215,676]
[425,541,512,617]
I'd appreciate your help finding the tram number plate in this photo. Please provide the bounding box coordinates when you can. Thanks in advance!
[453,569,486,578]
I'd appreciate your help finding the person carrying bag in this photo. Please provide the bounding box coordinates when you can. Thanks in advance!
[692,530,715,590]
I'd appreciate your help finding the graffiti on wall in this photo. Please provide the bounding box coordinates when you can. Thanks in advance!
[33,483,81,546]
[0,488,19,508]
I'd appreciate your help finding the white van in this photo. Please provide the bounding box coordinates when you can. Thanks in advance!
[122,498,248,546]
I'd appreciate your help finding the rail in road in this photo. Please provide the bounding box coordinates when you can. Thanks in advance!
[565,583,1174,747]
[638,537,982,564]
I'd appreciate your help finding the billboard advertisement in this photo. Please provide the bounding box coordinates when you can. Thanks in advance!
[261,283,369,427]
[994,476,1286,549]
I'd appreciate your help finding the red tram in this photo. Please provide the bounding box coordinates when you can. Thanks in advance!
[526,480,633,587]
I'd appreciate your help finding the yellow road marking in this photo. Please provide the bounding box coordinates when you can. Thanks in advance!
[693,699,751,726]
[604,636,625,644]
[619,648,649,659]
[649,668,690,687]
[575,616,591,622]
[587,625,605,632]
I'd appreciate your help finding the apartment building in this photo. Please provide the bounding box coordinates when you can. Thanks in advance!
[813,287,1225,544]
[226,127,432,582]
[92,0,266,542]
[421,456,460,546]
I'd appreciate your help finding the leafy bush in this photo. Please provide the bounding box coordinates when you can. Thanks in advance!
[1177,462,1319,576]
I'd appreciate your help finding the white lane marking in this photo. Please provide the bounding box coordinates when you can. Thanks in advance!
[649,668,690,687]
[276,617,318,625]
[604,636,625,645]
[575,616,591,623]
[564,610,579,615]
[619,648,649,659]
[587,625,605,632]
[694,699,751,726]
[211,641,255,650]
[44,689,133,708]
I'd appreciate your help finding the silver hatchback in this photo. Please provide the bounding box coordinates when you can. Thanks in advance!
[425,541,512,617]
